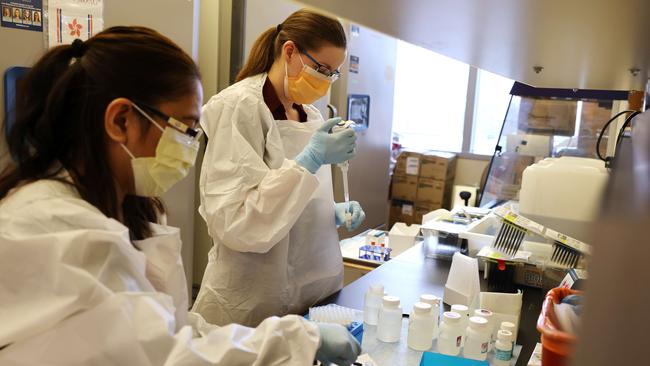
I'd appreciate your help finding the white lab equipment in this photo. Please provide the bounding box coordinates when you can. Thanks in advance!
[519,156,608,242]
[0,177,322,365]
[480,291,523,342]
[437,311,463,356]
[419,294,441,339]
[407,302,435,351]
[463,316,490,361]
[332,120,356,229]
[474,309,494,350]
[494,329,514,366]
[451,304,470,346]
[377,296,402,343]
[194,74,343,327]
[364,284,385,325]
[309,304,356,327]
[388,222,421,256]
[500,321,517,356]
[444,252,480,307]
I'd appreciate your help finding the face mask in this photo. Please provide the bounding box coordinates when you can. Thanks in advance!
[121,107,200,197]
[284,54,332,104]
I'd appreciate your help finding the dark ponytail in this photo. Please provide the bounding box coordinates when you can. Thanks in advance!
[0,26,200,240]
[236,9,346,82]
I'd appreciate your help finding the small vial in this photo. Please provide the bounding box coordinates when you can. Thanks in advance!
[377,296,402,343]
[463,316,490,361]
[363,284,384,325]
[494,330,514,366]
[407,302,435,351]
[451,304,470,346]
[474,309,494,350]
[419,294,441,339]
[437,311,463,356]
[500,321,517,356]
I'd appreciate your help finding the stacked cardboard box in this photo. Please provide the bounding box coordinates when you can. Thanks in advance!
[389,150,457,226]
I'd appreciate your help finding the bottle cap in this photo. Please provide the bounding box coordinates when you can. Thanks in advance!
[469,316,488,328]
[382,295,400,308]
[369,284,384,295]
[451,304,469,314]
[497,329,513,342]
[420,294,441,306]
[413,302,432,315]
[443,311,461,323]
[474,309,493,318]
[500,321,516,333]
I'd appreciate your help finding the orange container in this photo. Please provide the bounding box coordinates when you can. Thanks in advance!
[536,287,582,366]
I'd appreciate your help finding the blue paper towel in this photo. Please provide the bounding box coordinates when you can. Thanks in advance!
[420,352,489,366]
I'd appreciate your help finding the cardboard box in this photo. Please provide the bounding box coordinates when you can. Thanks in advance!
[394,150,424,176]
[518,98,577,136]
[419,151,457,180]
[391,174,418,201]
[389,199,416,226]
[417,178,453,207]
[415,201,442,224]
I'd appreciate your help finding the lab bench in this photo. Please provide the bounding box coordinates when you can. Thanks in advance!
[325,236,545,366]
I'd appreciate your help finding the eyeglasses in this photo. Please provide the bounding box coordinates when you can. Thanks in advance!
[297,47,341,81]
[132,102,202,140]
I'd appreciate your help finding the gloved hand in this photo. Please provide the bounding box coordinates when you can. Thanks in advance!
[335,201,366,231]
[315,323,361,366]
[295,117,357,174]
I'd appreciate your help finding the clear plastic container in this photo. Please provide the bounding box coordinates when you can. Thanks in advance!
[494,329,514,366]
[463,316,490,361]
[407,302,435,351]
[437,311,463,356]
[377,295,402,343]
[363,284,385,325]
[500,321,517,351]
[419,294,441,339]
[451,304,470,346]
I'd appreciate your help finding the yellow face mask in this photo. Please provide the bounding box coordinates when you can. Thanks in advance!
[284,54,333,104]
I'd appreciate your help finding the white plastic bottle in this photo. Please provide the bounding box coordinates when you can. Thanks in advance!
[419,294,441,339]
[494,330,514,366]
[474,309,494,350]
[377,296,402,343]
[463,316,490,361]
[407,302,435,351]
[437,311,463,356]
[451,304,469,346]
[363,284,384,325]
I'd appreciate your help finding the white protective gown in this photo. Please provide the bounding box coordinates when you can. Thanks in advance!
[0,177,320,365]
[193,73,343,327]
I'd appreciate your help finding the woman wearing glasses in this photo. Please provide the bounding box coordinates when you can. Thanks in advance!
[194,9,366,328]
[0,27,359,366]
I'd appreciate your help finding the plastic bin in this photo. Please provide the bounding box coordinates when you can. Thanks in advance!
[536,287,581,366]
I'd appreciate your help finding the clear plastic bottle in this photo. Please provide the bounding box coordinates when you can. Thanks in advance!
[377,295,402,343]
[451,304,469,346]
[363,284,384,325]
[437,311,463,356]
[463,316,490,361]
[494,330,514,366]
[474,309,494,350]
[419,294,441,339]
[407,302,435,351]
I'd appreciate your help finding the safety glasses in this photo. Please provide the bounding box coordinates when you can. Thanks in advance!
[298,47,341,81]
[131,102,203,141]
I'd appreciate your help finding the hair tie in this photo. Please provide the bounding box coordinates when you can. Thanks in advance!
[70,38,87,58]
[276,23,283,34]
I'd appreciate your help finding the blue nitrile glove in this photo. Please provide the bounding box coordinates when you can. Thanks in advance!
[315,323,361,366]
[335,201,366,231]
[295,117,357,174]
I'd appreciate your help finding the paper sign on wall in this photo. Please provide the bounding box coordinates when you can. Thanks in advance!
[406,156,419,175]
[1,0,43,32]
[47,0,103,47]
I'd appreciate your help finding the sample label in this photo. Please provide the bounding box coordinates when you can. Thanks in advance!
[456,335,462,347]
[406,157,419,175]
[1,0,43,32]
[402,204,413,216]
[481,341,489,354]
[496,348,512,361]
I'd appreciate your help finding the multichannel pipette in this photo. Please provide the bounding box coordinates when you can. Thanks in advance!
[332,120,356,229]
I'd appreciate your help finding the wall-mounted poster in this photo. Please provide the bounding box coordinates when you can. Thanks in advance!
[1,0,43,32]
[47,0,104,47]
[347,94,370,131]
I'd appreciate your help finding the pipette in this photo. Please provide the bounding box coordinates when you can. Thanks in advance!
[332,120,356,229]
